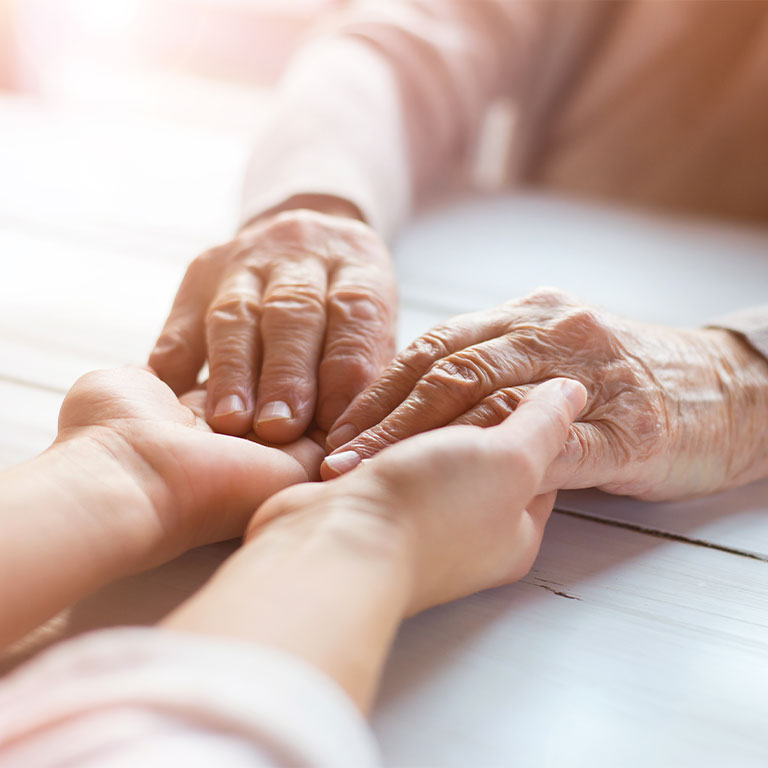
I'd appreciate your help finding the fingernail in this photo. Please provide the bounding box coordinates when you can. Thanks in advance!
[318,394,350,430]
[257,400,293,424]
[323,449,362,476]
[326,422,358,451]
[558,378,588,415]
[214,394,246,419]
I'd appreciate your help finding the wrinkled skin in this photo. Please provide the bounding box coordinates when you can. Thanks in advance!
[150,208,397,444]
[57,367,324,568]
[250,378,586,615]
[323,288,768,500]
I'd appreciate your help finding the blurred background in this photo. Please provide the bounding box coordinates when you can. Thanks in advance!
[0,0,345,122]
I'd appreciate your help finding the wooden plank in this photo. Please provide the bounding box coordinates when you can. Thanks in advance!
[4,508,766,768]
[0,94,253,247]
[557,485,768,561]
[0,380,59,469]
[0,228,188,391]
[394,193,768,325]
[372,511,768,768]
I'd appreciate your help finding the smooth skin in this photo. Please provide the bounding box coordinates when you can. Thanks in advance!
[0,367,323,649]
[0,368,585,718]
[150,197,397,444]
[165,376,588,712]
[323,288,768,501]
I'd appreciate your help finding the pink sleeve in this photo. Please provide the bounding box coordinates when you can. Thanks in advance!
[0,629,379,768]
[241,0,540,240]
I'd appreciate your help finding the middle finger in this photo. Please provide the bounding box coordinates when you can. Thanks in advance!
[254,259,328,443]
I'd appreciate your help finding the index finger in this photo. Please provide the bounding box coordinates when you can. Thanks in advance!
[325,308,512,450]
[149,252,222,395]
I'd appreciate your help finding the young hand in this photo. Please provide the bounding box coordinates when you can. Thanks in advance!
[165,377,585,712]
[249,377,587,615]
[56,366,325,568]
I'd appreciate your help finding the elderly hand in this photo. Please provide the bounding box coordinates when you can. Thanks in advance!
[57,367,324,569]
[322,288,768,501]
[149,206,397,443]
[248,378,586,614]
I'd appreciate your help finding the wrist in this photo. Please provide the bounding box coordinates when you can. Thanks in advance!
[247,479,415,609]
[168,481,413,711]
[705,328,768,488]
[240,194,367,234]
[47,432,171,573]
[0,437,166,646]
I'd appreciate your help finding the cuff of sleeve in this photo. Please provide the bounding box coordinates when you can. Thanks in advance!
[0,627,379,768]
[240,169,391,240]
[707,304,768,360]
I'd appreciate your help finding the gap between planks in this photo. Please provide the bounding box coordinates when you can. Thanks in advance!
[0,372,67,396]
[553,507,768,564]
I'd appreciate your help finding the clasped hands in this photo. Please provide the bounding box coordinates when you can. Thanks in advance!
[22,206,767,656]
[149,207,768,506]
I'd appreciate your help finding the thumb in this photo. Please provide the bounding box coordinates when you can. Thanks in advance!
[484,377,587,502]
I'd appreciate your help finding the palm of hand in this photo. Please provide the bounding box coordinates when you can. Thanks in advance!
[58,368,325,558]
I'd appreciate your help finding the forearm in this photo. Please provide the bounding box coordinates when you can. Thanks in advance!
[0,438,158,648]
[242,1,538,241]
[164,503,411,713]
[242,37,411,241]
[708,329,768,489]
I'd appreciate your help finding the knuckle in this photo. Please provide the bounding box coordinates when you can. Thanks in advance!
[319,353,377,392]
[208,344,251,377]
[260,360,314,393]
[206,295,262,327]
[209,365,250,393]
[452,402,499,427]
[522,286,576,308]
[262,284,325,322]
[541,306,612,357]
[152,327,197,359]
[396,331,450,376]
[358,421,407,454]
[420,352,493,402]
[560,307,603,335]
[327,286,392,326]
[484,387,525,420]
[254,210,386,264]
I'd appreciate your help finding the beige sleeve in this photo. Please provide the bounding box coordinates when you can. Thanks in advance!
[709,305,768,360]
[241,0,540,241]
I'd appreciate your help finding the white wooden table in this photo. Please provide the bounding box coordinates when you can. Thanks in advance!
[1,92,767,767]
